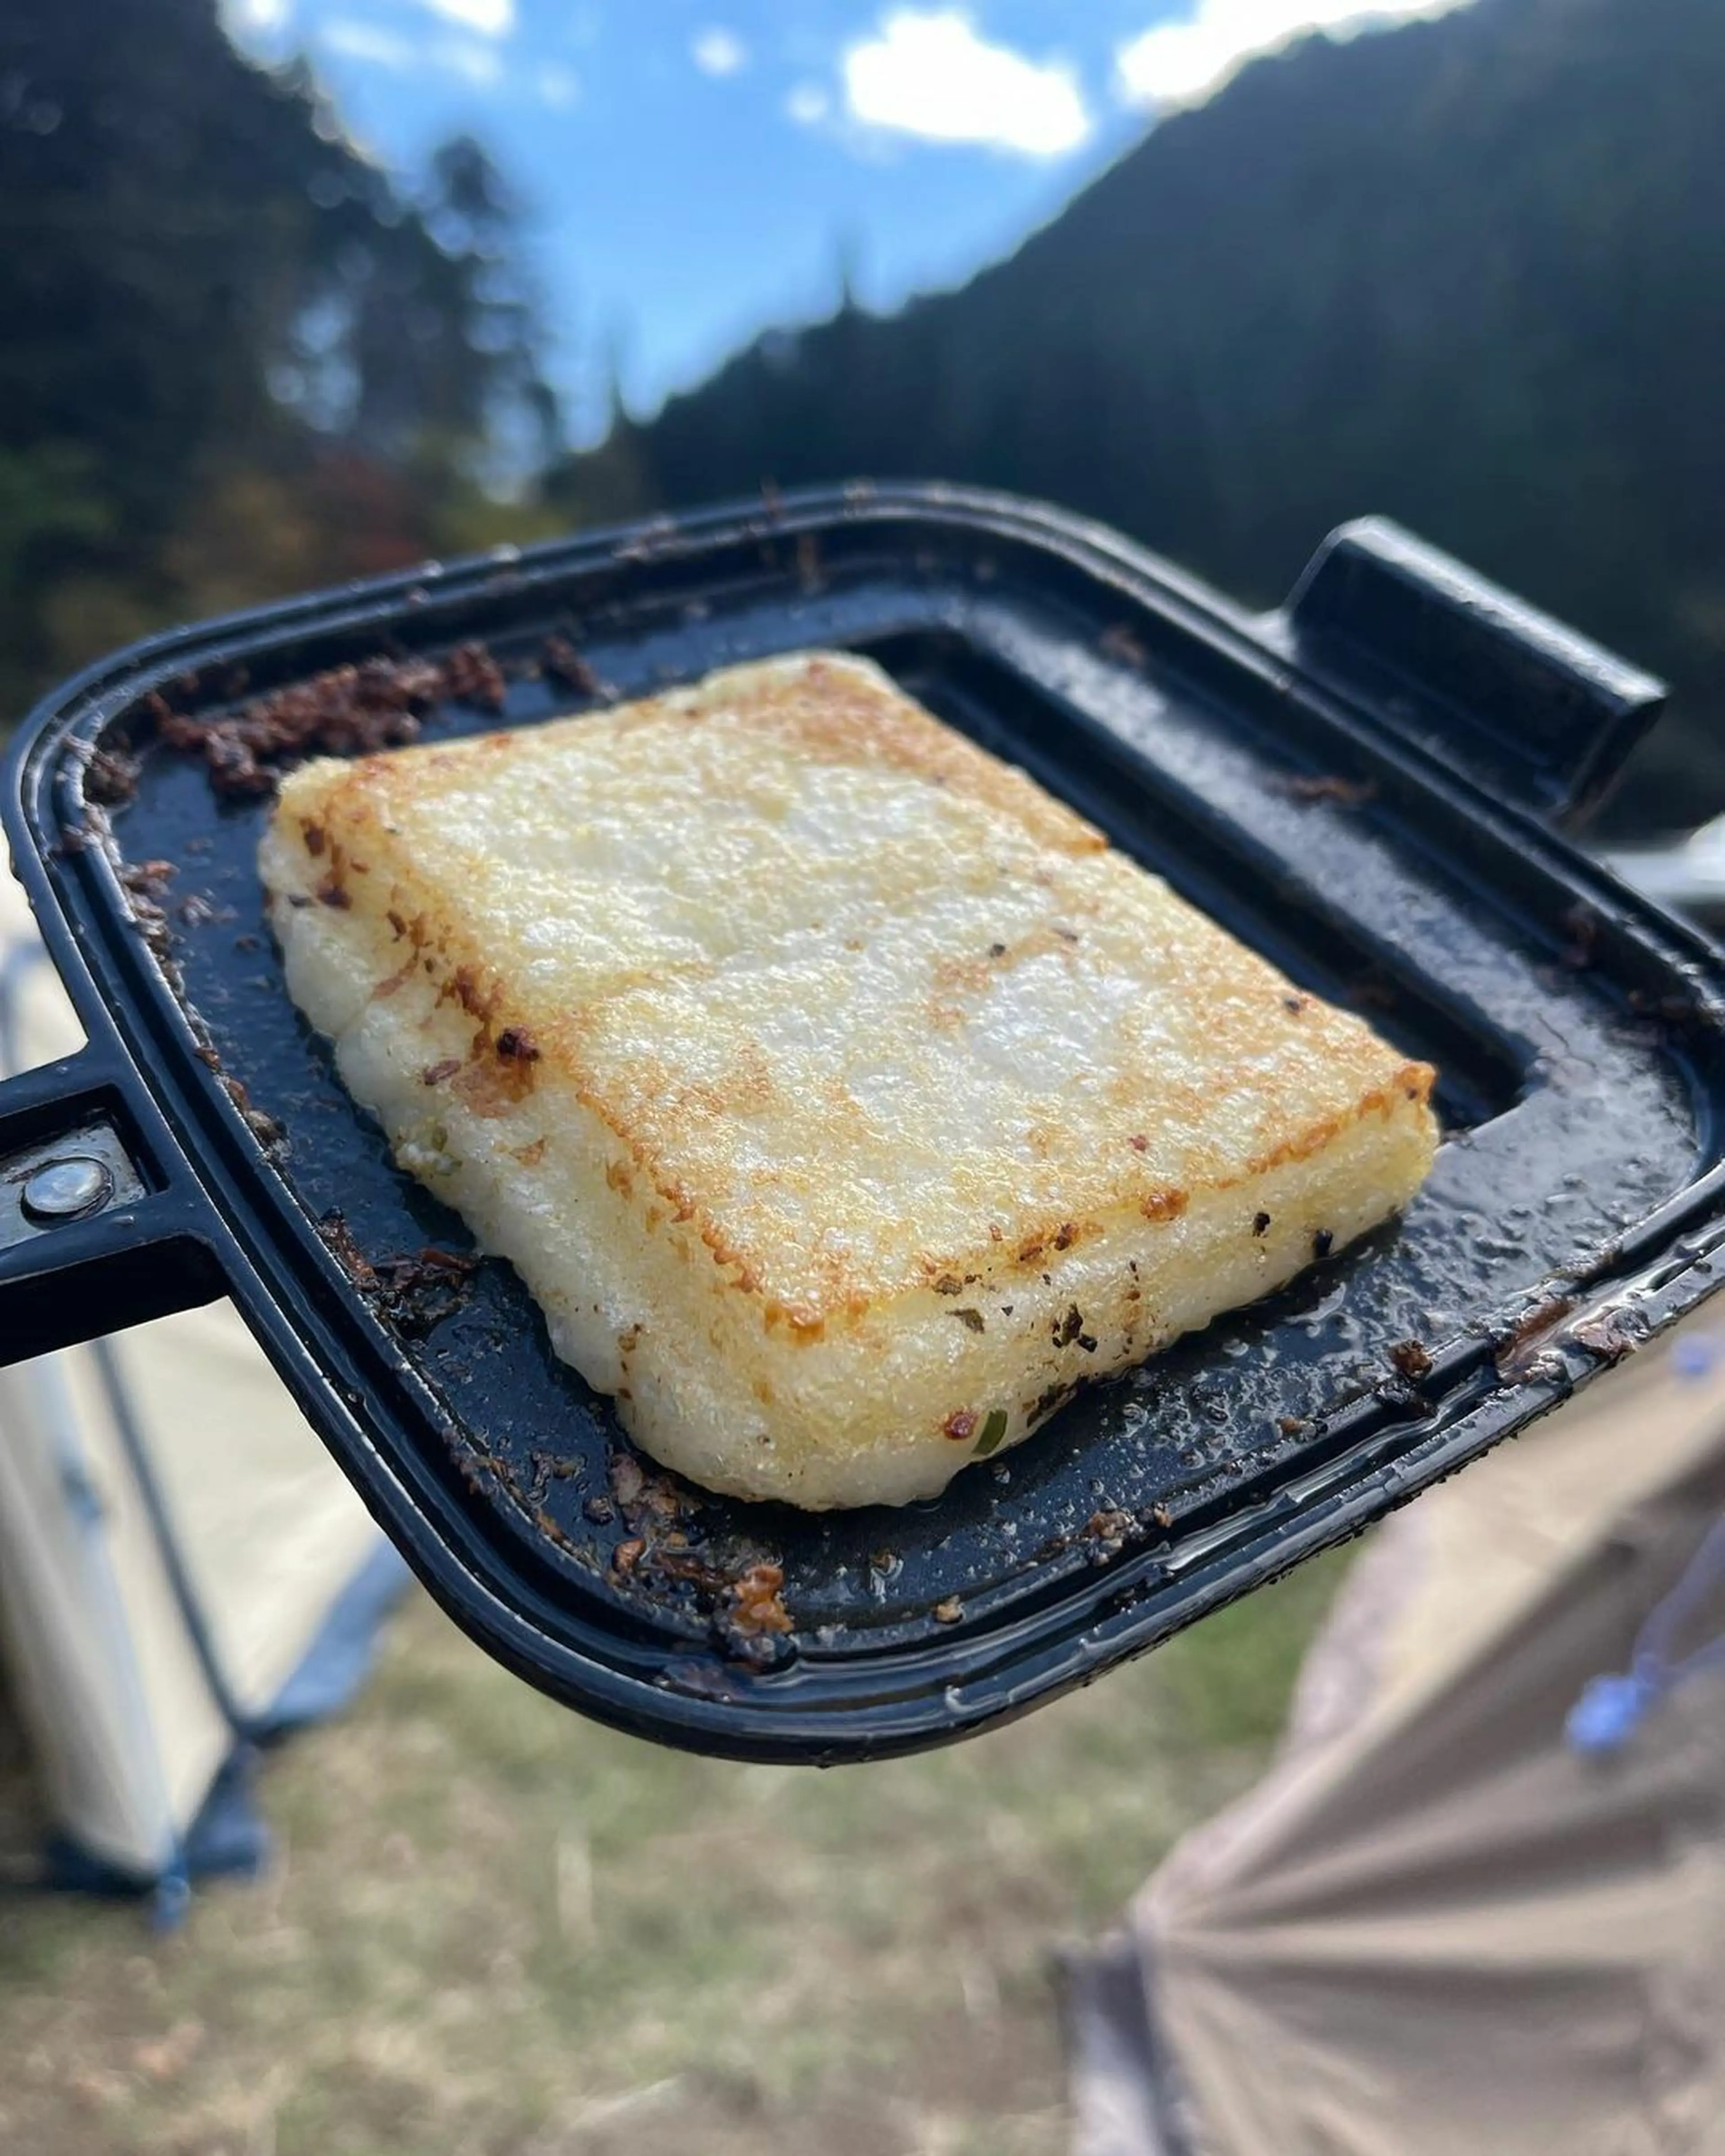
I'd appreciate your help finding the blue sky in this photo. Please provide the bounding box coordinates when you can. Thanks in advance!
[221,0,1471,440]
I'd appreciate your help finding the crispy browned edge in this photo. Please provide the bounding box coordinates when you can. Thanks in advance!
[277,655,1438,1338]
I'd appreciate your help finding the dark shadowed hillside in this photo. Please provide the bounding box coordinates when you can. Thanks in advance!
[563,0,1725,836]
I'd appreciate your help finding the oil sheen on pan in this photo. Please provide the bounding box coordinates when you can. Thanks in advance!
[259,651,1438,1509]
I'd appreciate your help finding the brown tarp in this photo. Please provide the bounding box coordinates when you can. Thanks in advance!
[1070,1314,1725,2156]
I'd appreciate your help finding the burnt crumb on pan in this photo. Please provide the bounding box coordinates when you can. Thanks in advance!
[368,1246,481,1335]
[149,647,461,798]
[1570,1308,1647,1366]
[118,857,177,955]
[583,1495,615,1525]
[1275,772,1379,808]
[442,640,506,712]
[725,1562,793,1639]
[1147,1503,1175,1531]
[116,857,199,997]
[932,1596,964,1625]
[1083,1508,1136,1561]
[526,1450,585,1504]
[600,1445,796,1667]
[1495,1294,1578,1383]
[1100,622,1149,668]
[317,1209,378,1289]
[220,1074,286,1151]
[540,633,600,695]
[83,743,141,808]
[1277,1415,1309,1436]
[1389,1338,1434,1381]
[120,857,176,908]
[1373,1372,1432,1415]
[315,1210,480,1335]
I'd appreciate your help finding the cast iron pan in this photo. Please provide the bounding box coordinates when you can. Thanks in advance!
[4,485,1723,1763]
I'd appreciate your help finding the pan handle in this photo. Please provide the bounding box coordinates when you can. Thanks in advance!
[1282,518,1668,830]
[0,1047,224,1364]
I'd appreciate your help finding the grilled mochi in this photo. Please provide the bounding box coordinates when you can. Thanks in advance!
[261,651,1438,1510]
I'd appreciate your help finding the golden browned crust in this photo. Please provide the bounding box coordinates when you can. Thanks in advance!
[272,652,1434,1326]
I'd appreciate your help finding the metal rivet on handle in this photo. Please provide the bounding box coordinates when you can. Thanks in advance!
[21,1156,114,1224]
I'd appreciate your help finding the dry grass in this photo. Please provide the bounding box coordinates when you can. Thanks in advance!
[0,1556,1344,2156]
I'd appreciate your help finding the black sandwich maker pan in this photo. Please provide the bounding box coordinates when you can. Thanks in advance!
[4,483,1723,1764]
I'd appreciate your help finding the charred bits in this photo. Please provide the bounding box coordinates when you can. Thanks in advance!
[84,743,141,807]
[315,1210,480,1336]
[1495,1294,1577,1383]
[1570,1309,1646,1366]
[1389,1339,1434,1381]
[150,642,511,798]
[442,640,506,712]
[602,1445,796,1668]
[540,634,605,698]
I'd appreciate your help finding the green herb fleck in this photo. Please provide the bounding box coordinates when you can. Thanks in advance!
[974,1408,1009,1457]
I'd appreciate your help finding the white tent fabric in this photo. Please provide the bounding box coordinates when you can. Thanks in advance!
[0,872,401,1889]
[1070,1309,1725,2156]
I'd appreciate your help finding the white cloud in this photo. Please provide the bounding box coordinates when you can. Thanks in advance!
[842,9,1092,159]
[225,0,291,34]
[691,27,748,77]
[432,33,504,84]
[537,61,580,108]
[414,0,513,35]
[1116,0,1474,110]
[321,18,416,67]
[786,80,832,127]
[321,18,505,86]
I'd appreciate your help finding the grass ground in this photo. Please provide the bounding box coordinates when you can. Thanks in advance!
[0,1556,1344,2156]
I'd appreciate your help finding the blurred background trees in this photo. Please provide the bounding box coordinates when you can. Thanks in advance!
[3,0,1721,836]
[0,0,565,719]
